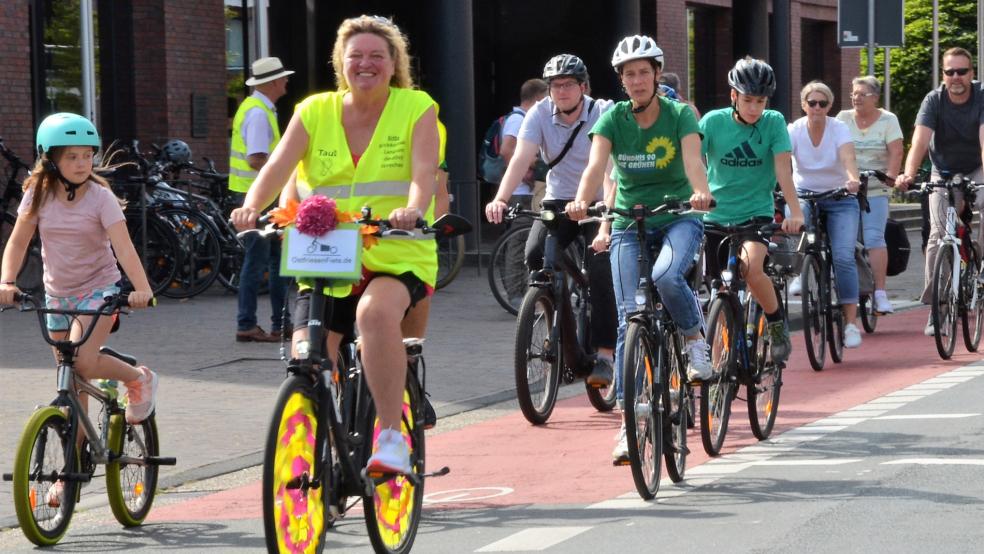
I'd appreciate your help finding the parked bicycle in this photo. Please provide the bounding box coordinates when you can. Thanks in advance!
[701,221,797,456]
[909,174,983,359]
[512,206,615,425]
[586,200,705,499]
[0,138,43,294]
[1,293,175,546]
[254,210,469,554]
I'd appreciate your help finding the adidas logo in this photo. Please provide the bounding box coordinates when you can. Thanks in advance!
[721,141,764,167]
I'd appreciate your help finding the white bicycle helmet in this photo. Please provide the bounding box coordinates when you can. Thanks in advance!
[611,35,664,71]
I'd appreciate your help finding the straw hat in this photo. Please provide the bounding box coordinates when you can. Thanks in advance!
[245,57,295,86]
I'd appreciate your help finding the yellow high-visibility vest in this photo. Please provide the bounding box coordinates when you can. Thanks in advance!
[229,95,280,193]
[295,87,438,295]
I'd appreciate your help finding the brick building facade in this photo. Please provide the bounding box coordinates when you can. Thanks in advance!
[0,1,35,162]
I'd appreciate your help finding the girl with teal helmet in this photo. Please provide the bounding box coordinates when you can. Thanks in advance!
[1,114,160,489]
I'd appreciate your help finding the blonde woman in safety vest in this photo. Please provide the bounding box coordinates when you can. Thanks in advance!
[229,56,294,343]
[231,15,439,475]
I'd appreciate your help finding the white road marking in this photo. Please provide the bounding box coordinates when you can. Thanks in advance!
[882,458,984,466]
[751,459,863,466]
[475,527,592,552]
[872,413,980,420]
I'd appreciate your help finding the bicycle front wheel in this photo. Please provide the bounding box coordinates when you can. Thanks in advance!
[262,375,328,554]
[514,287,561,424]
[663,335,688,483]
[932,246,958,359]
[105,414,160,526]
[159,209,222,298]
[961,246,983,352]
[12,406,80,546]
[435,233,465,290]
[488,224,531,315]
[363,372,425,554]
[623,321,662,500]
[747,306,782,440]
[700,297,735,457]
[801,254,827,371]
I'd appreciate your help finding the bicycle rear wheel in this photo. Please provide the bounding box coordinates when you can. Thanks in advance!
[747,306,782,440]
[159,209,222,298]
[105,413,160,526]
[859,294,878,334]
[623,321,662,500]
[700,297,735,457]
[932,247,958,359]
[262,375,328,554]
[11,407,80,546]
[514,287,561,424]
[663,335,688,483]
[801,254,827,371]
[961,246,983,352]
[127,212,179,296]
[364,372,425,554]
[435,233,465,290]
[488,224,531,315]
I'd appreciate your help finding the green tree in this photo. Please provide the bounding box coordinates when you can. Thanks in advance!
[861,0,978,143]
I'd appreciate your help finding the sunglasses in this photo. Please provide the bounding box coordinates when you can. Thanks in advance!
[806,99,830,108]
[943,67,971,77]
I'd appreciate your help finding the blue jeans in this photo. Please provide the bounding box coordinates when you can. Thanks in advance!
[610,217,704,400]
[798,196,860,305]
[237,232,291,332]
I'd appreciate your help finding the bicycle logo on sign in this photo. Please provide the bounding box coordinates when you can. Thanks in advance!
[306,237,339,255]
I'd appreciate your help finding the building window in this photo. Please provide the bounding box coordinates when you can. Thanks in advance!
[32,0,99,118]
[226,1,247,120]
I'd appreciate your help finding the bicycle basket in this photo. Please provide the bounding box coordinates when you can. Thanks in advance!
[769,233,805,275]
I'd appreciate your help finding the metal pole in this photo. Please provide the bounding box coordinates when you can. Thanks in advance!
[933,0,939,88]
[80,0,97,122]
[255,0,269,59]
[979,0,983,72]
[884,47,891,112]
[867,0,876,74]
[773,0,792,120]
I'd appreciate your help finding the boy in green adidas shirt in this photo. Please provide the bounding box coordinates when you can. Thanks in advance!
[700,57,804,363]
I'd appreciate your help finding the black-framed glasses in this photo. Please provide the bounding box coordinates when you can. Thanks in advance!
[806,99,830,108]
[943,67,971,77]
[549,80,580,92]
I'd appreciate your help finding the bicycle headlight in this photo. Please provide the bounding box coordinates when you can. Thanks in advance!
[296,339,310,358]
[721,269,734,283]
[541,210,556,222]
[807,232,816,244]
[635,289,647,308]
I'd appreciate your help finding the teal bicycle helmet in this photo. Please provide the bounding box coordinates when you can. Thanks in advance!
[35,113,101,200]
[36,113,101,155]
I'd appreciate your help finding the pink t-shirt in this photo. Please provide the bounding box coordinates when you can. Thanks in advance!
[18,182,126,297]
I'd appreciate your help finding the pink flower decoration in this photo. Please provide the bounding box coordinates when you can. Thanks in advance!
[295,195,338,236]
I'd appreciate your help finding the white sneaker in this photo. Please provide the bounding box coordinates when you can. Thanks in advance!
[366,428,411,475]
[612,422,629,464]
[685,340,713,382]
[788,276,802,296]
[844,323,862,348]
[873,291,894,314]
[924,315,935,336]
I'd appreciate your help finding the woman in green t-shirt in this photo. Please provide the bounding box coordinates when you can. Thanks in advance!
[566,35,714,462]
[700,57,805,365]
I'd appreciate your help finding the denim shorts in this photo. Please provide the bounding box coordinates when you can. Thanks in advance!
[45,285,121,331]
[861,195,889,249]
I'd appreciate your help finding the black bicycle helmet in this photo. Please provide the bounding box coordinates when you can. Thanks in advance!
[162,139,192,165]
[727,57,776,97]
[542,54,588,83]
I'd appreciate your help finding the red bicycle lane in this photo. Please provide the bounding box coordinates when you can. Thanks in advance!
[148,306,981,522]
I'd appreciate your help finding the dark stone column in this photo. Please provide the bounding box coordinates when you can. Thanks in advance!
[733,0,769,59]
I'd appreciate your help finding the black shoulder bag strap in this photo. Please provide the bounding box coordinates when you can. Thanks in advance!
[546,99,596,170]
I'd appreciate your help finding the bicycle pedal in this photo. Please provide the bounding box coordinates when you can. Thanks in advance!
[2,473,12,481]
[612,458,631,467]
[422,466,451,479]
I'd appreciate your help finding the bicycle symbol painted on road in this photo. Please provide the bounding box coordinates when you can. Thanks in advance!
[306,237,339,255]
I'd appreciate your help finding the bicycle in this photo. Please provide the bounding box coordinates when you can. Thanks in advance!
[909,175,983,359]
[585,200,704,499]
[1,293,175,546]
[512,207,615,425]
[701,221,795,456]
[856,170,890,334]
[256,210,469,554]
[795,187,857,371]
[0,138,44,294]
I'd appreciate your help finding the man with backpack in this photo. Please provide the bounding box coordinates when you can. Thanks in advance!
[485,54,618,388]
[481,79,549,210]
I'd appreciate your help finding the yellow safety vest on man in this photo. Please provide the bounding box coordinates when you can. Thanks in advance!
[294,87,438,295]
[229,95,281,193]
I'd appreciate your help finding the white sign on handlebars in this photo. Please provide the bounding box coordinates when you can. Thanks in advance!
[280,223,362,280]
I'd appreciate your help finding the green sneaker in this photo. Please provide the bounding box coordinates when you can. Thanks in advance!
[767,320,791,364]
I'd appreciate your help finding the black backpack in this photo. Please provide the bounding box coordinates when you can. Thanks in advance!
[478,108,524,184]
[885,218,911,277]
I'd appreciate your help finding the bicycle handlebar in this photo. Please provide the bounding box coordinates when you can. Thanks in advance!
[906,177,981,199]
[4,293,155,351]
[583,199,717,222]
[0,138,30,170]
[793,187,856,201]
